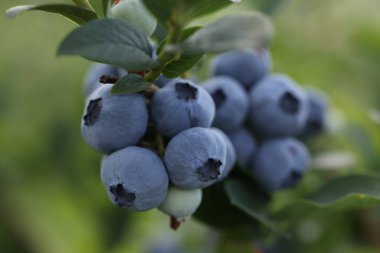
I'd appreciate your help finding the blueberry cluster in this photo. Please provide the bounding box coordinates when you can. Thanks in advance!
[206,49,328,191]
[81,47,328,227]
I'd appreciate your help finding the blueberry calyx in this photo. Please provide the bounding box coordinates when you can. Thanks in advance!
[282,170,302,188]
[211,88,227,107]
[197,158,223,181]
[175,82,198,100]
[110,183,136,208]
[279,91,300,114]
[83,98,102,126]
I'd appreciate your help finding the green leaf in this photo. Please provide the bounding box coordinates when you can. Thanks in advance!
[142,0,232,25]
[181,12,274,53]
[194,183,258,230]
[224,179,286,235]
[5,4,98,25]
[275,174,380,220]
[161,26,203,78]
[111,74,153,94]
[309,174,380,206]
[162,54,203,78]
[58,19,159,70]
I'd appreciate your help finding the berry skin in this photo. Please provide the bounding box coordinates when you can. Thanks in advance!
[212,128,237,179]
[202,76,249,131]
[227,127,257,168]
[108,0,157,36]
[84,64,120,97]
[150,79,215,138]
[101,146,169,211]
[155,75,172,88]
[250,138,310,191]
[81,83,148,154]
[299,89,328,137]
[211,49,271,89]
[158,186,202,219]
[164,127,227,189]
[248,74,308,137]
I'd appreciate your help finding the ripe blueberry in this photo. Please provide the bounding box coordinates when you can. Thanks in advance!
[227,127,257,168]
[211,49,271,89]
[164,127,227,189]
[81,83,148,154]
[248,74,308,137]
[150,79,215,138]
[202,76,249,131]
[250,138,310,191]
[299,89,328,137]
[101,146,169,211]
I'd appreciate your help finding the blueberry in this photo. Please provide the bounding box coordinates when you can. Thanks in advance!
[202,77,249,131]
[211,49,271,89]
[158,186,202,219]
[101,146,169,211]
[81,83,148,154]
[250,138,310,191]
[84,64,120,97]
[151,79,215,138]
[299,89,328,137]
[108,0,157,36]
[155,75,172,88]
[164,127,227,188]
[212,128,236,179]
[248,74,308,137]
[227,127,257,168]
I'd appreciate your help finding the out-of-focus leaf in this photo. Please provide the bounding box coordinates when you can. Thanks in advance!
[194,183,257,230]
[276,174,380,220]
[5,4,98,25]
[181,12,274,53]
[224,179,286,235]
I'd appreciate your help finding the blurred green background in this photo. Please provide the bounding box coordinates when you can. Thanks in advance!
[1,0,380,252]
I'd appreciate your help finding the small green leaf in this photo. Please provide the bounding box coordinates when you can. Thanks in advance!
[162,54,203,78]
[58,19,159,70]
[142,0,232,25]
[157,26,202,55]
[5,4,98,25]
[224,179,285,235]
[160,26,203,78]
[111,74,153,94]
[181,12,274,53]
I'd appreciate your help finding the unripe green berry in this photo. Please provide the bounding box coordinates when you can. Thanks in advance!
[108,0,157,36]
[158,186,202,219]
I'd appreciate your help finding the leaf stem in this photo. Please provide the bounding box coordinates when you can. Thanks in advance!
[144,15,184,82]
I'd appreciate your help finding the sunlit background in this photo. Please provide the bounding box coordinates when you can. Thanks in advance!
[1,0,380,252]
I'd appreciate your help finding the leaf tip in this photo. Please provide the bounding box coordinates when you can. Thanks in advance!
[5,5,33,18]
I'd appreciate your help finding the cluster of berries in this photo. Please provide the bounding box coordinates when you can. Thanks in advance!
[207,49,328,191]
[81,47,327,227]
